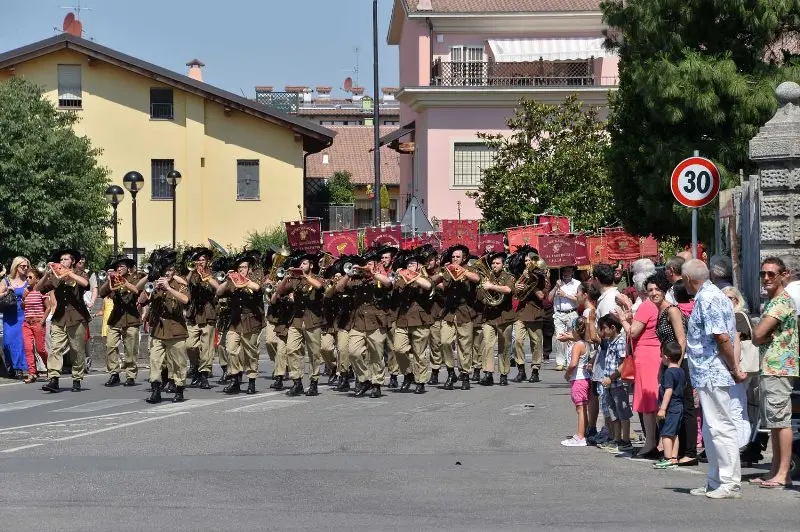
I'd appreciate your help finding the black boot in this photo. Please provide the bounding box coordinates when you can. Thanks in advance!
[370,384,382,398]
[335,373,351,392]
[217,366,228,385]
[444,368,457,390]
[161,367,169,384]
[187,365,197,379]
[512,366,527,383]
[199,372,211,390]
[173,386,185,403]
[327,373,338,387]
[269,375,284,390]
[123,377,136,386]
[42,377,60,393]
[71,380,81,392]
[460,373,471,390]
[146,381,162,404]
[305,379,319,397]
[427,369,439,385]
[529,369,541,383]
[414,383,425,394]
[400,373,414,392]
[499,374,509,386]
[189,370,202,388]
[104,373,121,387]
[246,378,257,395]
[388,375,399,389]
[285,379,304,397]
[165,380,177,394]
[354,380,371,397]
[471,368,481,382]
[223,373,241,395]
[479,372,494,386]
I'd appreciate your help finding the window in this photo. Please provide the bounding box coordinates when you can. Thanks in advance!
[150,88,174,119]
[453,143,495,187]
[151,159,175,199]
[383,120,400,126]
[449,46,485,86]
[57,64,82,108]
[237,160,260,200]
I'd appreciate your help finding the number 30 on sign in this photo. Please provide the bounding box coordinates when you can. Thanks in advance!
[670,156,721,208]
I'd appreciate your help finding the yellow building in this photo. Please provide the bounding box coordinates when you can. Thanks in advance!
[0,34,334,255]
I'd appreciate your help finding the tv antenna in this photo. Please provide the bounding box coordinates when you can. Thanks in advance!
[54,2,94,40]
[340,46,360,91]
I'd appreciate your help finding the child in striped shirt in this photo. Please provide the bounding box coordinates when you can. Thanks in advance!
[21,269,50,383]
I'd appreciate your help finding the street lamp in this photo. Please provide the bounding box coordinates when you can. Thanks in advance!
[165,170,182,247]
[104,184,125,256]
[122,171,144,266]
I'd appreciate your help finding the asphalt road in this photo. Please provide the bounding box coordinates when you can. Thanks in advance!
[0,359,796,531]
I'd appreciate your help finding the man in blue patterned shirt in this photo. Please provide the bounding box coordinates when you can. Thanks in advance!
[683,259,747,499]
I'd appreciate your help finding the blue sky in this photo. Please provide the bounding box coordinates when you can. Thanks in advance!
[2,0,400,98]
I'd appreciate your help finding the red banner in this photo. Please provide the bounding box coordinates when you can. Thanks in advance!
[285,220,322,253]
[365,226,402,249]
[587,236,608,265]
[539,215,571,234]
[507,226,539,253]
[441,220,479,253]
[606,232,641,261]
[323,230,359,257]
[574,234,590,266]
[539,234,577,267]
[640,236,658,257]
[478,233,505,254]
[419,232,442,252]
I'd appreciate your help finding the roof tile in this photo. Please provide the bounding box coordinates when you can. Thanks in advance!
[306,126,400,185]
[406,0,601,13]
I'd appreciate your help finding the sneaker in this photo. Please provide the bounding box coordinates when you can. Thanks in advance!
[689,486,708,497]
[556,364,565,371]
[617,440,634,452]
[653,459,677,470]
[560,436,588,447]
[705,486,742,499]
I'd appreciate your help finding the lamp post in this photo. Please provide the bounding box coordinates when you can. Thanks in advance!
[122,171,145,266]
[104,185,125,256]
[165,170,182,247]
[372,0,381,226]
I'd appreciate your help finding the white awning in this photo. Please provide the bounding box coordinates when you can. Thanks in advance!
[487,38,611,62]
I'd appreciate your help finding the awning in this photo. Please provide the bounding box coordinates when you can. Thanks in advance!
[487,38,610,62]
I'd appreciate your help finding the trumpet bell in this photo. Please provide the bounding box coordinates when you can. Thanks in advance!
[187,261,196,272]
[36,261,47,274]
[215,271,227,283]
[97,271,108,283]
[144,282,155,294]
[276,267,286,280]
[343,262,353,276]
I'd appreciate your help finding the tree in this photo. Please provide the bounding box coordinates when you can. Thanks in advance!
[469,95,617,232]
[602,0,800,237]
[0,77,111,266]
[327,171,355,204]
[379,184,389,210]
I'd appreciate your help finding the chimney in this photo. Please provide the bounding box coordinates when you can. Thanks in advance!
[302,87,313,103]
[351,86,365,101]
[416,0,432,10]
[186,59,205,82]
[316,86,332,100]
[284,86,307,93]
[255,86,273,93]
[381,87,398,102]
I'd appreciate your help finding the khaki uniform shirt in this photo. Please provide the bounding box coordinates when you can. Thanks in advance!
[441,275,477,325]
[186,272,217,326]
[148,279,190,340]
[481,271,516,327]
[393,276,435,328]
[516,284,546,323]
[99,272,143,328]
[346,277,390,332]
[285,276,324,329]
[218,280,264,336]
[37,272,91,327]
[266,297,292,338]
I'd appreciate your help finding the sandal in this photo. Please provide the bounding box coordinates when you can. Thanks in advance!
[748,477,767,485]
[23,375,37,384]
[760,480,790,490]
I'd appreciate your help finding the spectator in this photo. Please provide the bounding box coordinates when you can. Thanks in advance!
[550,266,580,370]
[751,257,798,489]
[21,268,49,383]
[613,262,628,291]
[672,279,699,466]
[598,313,633,453]
[1,256,31,379]
[630,259,656,313]
[709,255,734,290]
[593,264,619,319]
[654,341,686,470]
[721,286,755,449]
[664,255,686,304]
[561,317,592,447]
[683,259,746,499]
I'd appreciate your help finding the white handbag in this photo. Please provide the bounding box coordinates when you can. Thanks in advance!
[738,312,760,374]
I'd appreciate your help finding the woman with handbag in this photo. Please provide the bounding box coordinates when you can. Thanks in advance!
[1,257,31,379]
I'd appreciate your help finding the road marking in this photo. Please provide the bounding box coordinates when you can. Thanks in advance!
[146,399,226,413]
[52,399,141,413]
[0,411,140,433]
[52,412,188,441]
[227,399,307,413]
[0,400,62,413]
[1,443,44,453]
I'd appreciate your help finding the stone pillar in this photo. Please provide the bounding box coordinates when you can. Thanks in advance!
[749,81,800,262]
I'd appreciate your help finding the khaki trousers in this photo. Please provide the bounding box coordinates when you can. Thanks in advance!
[186,323,215,374]
[394,325,431,383]
[266,322,287,376]
[441,319,473,374]
[49,322,87,380]
[216,328,229,368]
[286,325,322,381]
[472,326,484,370]
[514,320,543,370]
[336,330,350,374]
[349,328,387,385]
[429,320,443,370]
[482,322,513,375]
[106,325,139,379]
[149,338,187,386]
[320,332,337,372]
[386,325,400,375]
[227,330,260,379]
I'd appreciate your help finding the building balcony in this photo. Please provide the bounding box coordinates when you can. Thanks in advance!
[431,60,617,88]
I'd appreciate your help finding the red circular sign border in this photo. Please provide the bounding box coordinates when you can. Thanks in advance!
[670,156,721,208]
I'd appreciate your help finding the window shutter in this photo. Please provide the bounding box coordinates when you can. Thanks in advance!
[58,65,81,102]
[237,160,260,200]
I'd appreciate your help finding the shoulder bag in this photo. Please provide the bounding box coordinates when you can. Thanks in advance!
[738,311,760,374]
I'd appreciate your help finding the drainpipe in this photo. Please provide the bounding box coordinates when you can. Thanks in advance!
[426,18,433,83]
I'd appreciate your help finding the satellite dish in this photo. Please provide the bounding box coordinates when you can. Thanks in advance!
[343,77,353,93]
[63,13,82,37]
[63,12,75,30]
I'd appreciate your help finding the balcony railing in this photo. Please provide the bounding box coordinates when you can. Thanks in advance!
[431,60,617,88]
[150,102,174,119]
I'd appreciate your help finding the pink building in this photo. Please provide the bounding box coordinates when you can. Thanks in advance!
[385,0,618,224]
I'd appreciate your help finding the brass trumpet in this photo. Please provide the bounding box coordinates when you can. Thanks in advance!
[475,255,505,307]
[187,260,196,272]
[215,271,227,283]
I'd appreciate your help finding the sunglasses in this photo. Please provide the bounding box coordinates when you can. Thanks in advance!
[759,270,782,280]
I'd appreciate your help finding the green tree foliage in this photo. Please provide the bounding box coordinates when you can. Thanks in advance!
[379,184,390,210]
[0,77,111,266]
[469,95,617,232]
[328,171,355,204]
[602,0,800,237]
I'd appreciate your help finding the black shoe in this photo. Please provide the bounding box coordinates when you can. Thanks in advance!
[160,367,169,384]
[216,367,228,385]
[123,378,136,387]
[146,381,162,404]
[173,386,185,403]
[388,375,399,389]
[104,374,121,387]
[327,373,338,387]
[71,380,81,392]
[370,385,382,398]
[335,375,351,392]
[427,369,439,386]
[224,374,241,395]
[285,379,304,397]
[400,373,414,392]
[512,367,527,382]
[460,373,471,390]
[414,383,425,394]
[187,365,197,379]
[444,369,457,390]
[354,381,371,397]
[510,358,517,367]
[42,377,60,393]
[269,375,284,390]
[246,378,257,395]
[165,380,177,394]
[199,372,211,390]
[471,368,481,382]
[305,380,319,397]
[499,374,508,386]
[189,372,202,388]
[479,373,494,386]
[529,370,540,383]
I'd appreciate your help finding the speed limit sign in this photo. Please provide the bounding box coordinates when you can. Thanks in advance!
[670,156,721,208]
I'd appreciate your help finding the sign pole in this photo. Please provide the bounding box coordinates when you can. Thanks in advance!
[671,151,720,261]
[691,149,700,258]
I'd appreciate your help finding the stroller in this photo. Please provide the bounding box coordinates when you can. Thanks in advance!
[742,378,800,479]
